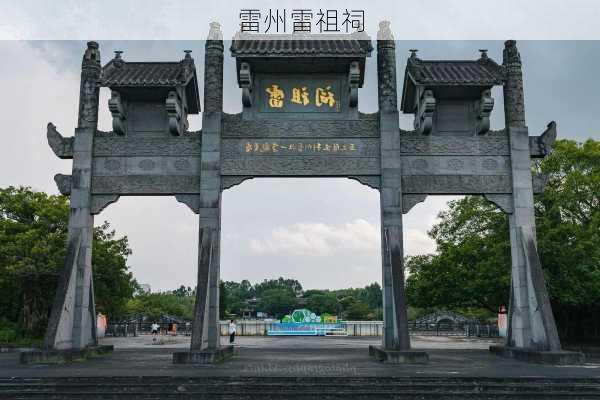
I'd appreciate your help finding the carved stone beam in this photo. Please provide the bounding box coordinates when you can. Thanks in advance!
[476,89,494,135]
[54,174,72,195]
[47,123,73,159]
[415,89,435,135]
[348,61,360,108]
[108,90,127,135]
[529,121,557,158]
[166,91,184,136]
[239,62,253,108]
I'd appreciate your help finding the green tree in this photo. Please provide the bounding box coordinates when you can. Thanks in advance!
[304,290,338,315]
[405,139,600,341]
[0,187,137,338]
[257,288,297,319]
[345,300,371,320]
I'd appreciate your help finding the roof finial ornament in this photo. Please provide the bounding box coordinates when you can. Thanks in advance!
[478,49,488,59]
[208,22,223,40]
[183,50,192,60]
[409,49,418,59]
[377,21,393,40]
[114,50,123,59]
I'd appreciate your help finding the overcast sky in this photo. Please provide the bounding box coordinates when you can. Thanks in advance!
[1,38,598,292]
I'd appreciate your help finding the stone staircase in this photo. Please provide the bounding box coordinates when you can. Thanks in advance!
[1,376,600,399]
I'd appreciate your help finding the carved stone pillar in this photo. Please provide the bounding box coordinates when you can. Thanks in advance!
[191,23,224,352]
[376,22,410,352]
[44,42,101,350]
[503,40,561,352]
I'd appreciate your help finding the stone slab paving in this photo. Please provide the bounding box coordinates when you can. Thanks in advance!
[1,336,598,379]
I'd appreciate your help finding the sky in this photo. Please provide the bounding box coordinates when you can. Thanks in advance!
[0,2,599,292]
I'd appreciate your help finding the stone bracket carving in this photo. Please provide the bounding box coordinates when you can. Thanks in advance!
[476,89,494,135]
[348,61,360,108]
[348,176,380,190]
[108,90,127,135]
[529,121,557,158]
[415,90,435,135]
[47,123,73,159]
[54,174,72,195]
[175,194,200,214]
[166,90,186,136]
[239,62,253,108]
[402,194,427,214]
[532,173,550,194]
[91,194,120,215]
[221,176,253,191]
[484,193,514,214]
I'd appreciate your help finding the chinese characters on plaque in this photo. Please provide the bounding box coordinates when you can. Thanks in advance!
[239,9,365,34]
[260,81,341,113]
[244,141,358,154]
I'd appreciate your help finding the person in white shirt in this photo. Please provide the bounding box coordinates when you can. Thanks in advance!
[229,319,237,344]
[151,322,160,339]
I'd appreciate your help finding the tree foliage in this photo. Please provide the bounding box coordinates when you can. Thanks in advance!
[0,187,137,338]
[405,139,600,341]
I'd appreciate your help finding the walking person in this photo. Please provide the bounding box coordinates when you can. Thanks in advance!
[229,319,237,344]
[151,321,159,341]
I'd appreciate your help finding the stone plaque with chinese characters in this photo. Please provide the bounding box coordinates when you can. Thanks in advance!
[247,74,352,120]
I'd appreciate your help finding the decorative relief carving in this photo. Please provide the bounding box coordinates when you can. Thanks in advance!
[46,123,73,159]
[484,194,513,214]
[138,159,156,171]
[447,159,464,171]
[221,176,253,191]
[402,194,428,214]
[401,175,513,194]
[93,135,201,157]
[175,194,200,214]
[239,62,253,108]
[108,90,127,135]
[54,174,72,195]
[411,159,428,170]
[348,61,360,108]
[221,157,380,176]
[166,90,185,136]
[347,176,381,190]
[91,194,120,215]
[482,158,499,170]
[400,130,509,155]
[415,90,435,135]
[174,159,191,171]
[104,158,121,172]
[476,89,494,135]
[529,121,557,158]
[92,175,200,195]
[222,112,379,138]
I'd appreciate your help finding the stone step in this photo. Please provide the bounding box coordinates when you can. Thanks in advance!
[2,390,600,400]
[2,381,600,393]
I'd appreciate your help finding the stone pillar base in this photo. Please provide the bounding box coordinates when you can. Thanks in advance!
[20,345,113,364]
[369,345,429,364]
[172,345,234,364]
[490,345,585,365]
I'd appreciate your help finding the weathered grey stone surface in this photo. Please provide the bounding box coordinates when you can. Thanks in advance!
[44,42,101,351]
[43,29,562,366]
[502,40,561,352]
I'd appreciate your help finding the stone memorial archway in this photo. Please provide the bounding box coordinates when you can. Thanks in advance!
[40,22,582,365]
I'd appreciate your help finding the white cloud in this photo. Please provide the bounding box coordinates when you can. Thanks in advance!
[249,219,380,256]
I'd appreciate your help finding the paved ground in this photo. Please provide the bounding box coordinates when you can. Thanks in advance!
[100,334,500,350]
[1,336,598,379]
